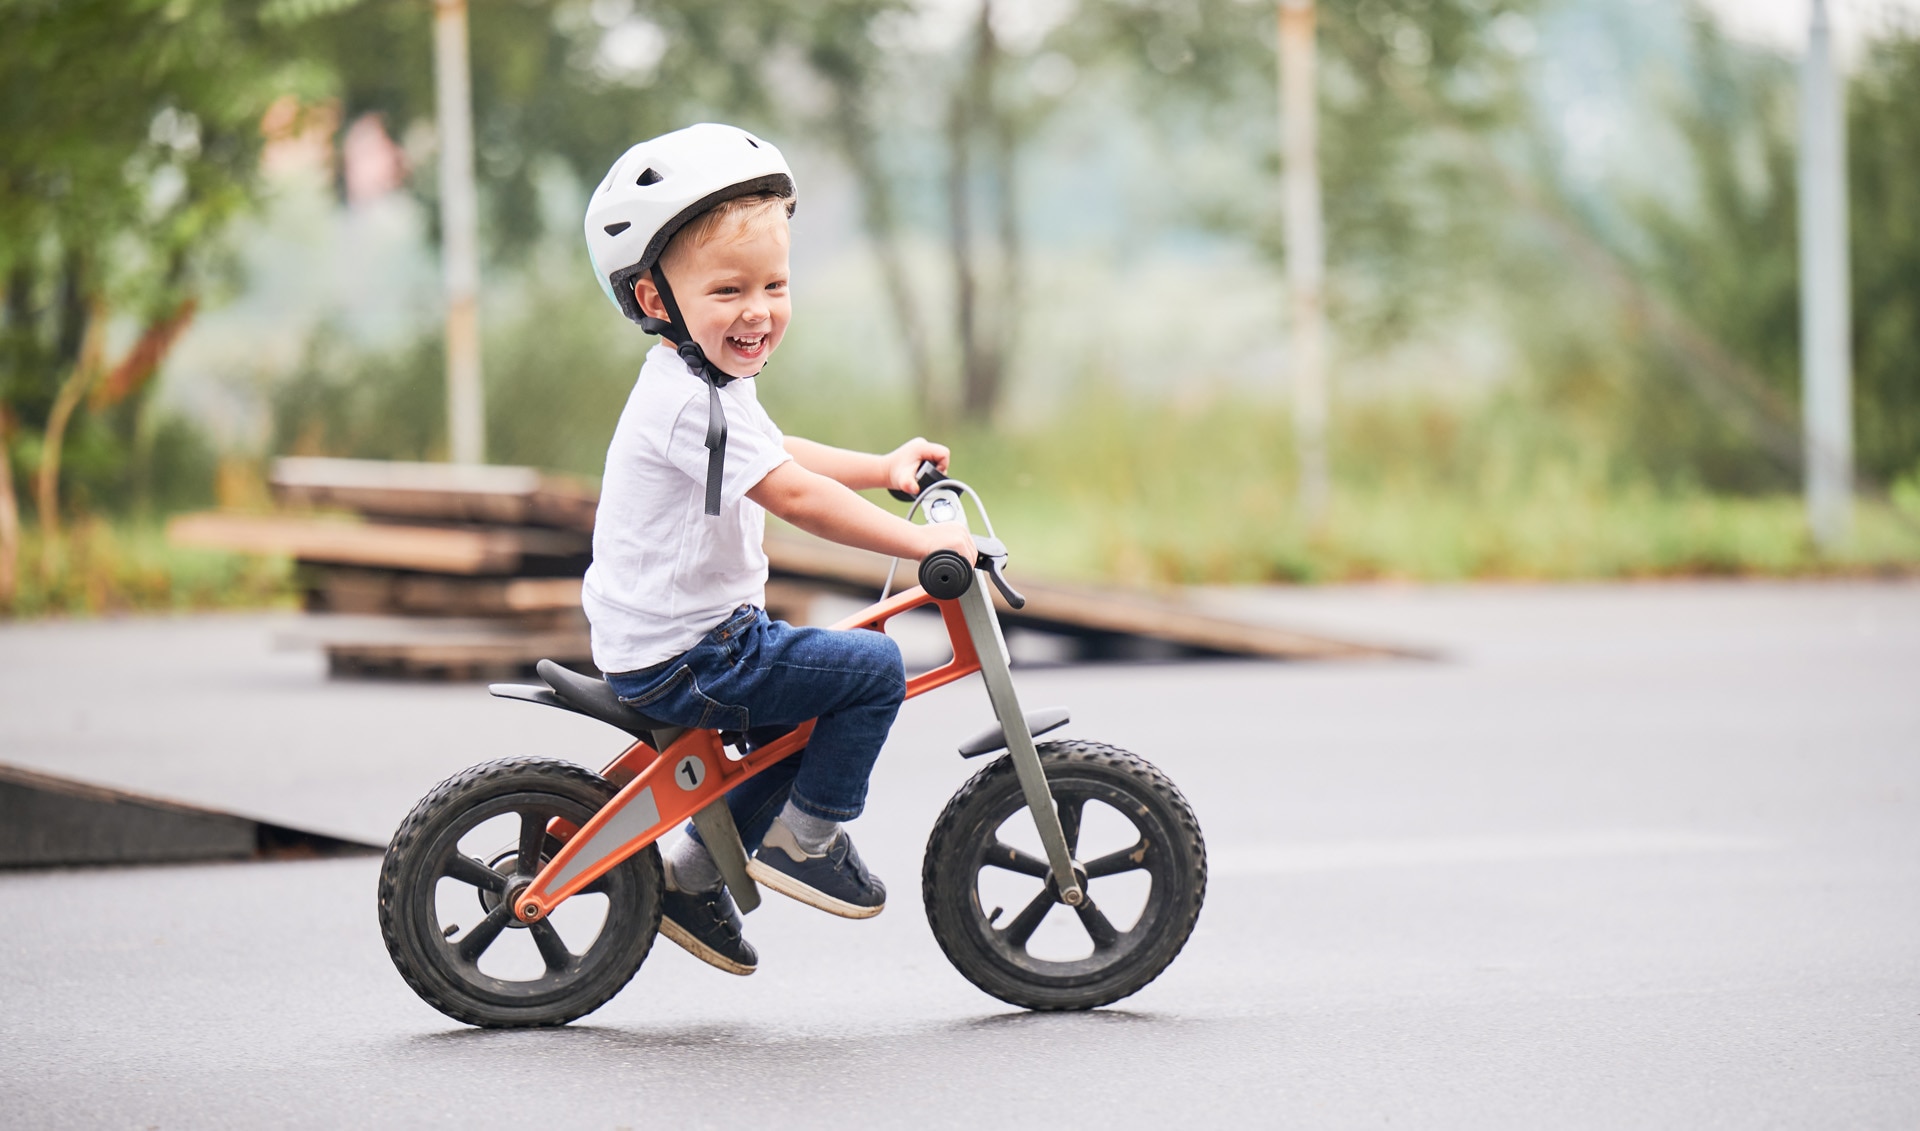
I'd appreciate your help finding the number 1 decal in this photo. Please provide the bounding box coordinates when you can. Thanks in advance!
[673,754,706,791]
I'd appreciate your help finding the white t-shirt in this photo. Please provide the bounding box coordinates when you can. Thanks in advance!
[583,342,793,672]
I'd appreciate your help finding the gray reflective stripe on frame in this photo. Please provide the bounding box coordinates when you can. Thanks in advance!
[550,786,662,891]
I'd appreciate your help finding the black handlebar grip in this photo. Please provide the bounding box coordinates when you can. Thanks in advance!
[918,550,973,600]
[888,460,948,504]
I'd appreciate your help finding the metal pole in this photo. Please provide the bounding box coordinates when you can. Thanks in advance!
[1279,0,1328,524]
[435,0,485,465]
[1799,0,1852,547]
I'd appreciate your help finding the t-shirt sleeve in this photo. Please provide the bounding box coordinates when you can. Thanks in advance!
[664,387,791,508]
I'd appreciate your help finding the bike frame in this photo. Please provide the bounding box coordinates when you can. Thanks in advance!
[509,564,1084,928]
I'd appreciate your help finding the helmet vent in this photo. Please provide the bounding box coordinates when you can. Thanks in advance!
[603,221,631,236]
[636,167,663,186]
[744,135,760,148]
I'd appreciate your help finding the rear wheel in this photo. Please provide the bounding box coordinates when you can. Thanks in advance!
[922,741,1206,1010]
[377,758,663,1027]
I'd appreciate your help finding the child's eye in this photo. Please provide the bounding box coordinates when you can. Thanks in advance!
[713,285,740,296]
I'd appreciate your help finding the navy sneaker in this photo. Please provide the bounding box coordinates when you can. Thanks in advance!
[658,876,757,976]
[747,818,886,919]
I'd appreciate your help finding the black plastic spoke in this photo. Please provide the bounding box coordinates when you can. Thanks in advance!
[516,810,551,877]
[1084,840,1150,879]
[1075,900,1122,951]
[529,918,575,973]
[983,841,1050,878]
[1000,888,1055,950]
[1057,796,1085,855]
[456,903,514,963]
[443,853,508,893]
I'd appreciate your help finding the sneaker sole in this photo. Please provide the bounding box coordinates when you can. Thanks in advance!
[658,916,756,976]
[746,858,885,920]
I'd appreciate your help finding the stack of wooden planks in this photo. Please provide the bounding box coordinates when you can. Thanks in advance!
[172,458,598,679]
[171,457,1414,679]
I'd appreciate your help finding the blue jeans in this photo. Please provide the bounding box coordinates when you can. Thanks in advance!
[604,605,906,852]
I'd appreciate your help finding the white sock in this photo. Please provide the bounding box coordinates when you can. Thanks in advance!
[777,800,838,855]
[664,832,723,892]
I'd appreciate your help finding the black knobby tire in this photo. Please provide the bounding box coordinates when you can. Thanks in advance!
[377,758,663,1027]
[922,740,1206,1010]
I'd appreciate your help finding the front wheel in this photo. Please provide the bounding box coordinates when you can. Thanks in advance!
[922,741,1206,1010]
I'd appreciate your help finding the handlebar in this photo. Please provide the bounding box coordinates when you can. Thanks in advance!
[915,545,1027,609]
[887,460,948,503]
[886,461,1027,609]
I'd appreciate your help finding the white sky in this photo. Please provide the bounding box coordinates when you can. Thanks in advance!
[1697,0,1920,57]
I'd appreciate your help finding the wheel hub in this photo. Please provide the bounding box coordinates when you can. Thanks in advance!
[1053,861,1089,904]
[478,848,533,928]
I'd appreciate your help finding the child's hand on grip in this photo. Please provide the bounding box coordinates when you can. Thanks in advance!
[886,438,950,497]
[918,521,976,563]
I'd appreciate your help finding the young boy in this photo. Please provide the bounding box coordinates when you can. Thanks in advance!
[581,123,975,976]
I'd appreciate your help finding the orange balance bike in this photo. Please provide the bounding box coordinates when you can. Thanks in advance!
[377,467,1208,1027]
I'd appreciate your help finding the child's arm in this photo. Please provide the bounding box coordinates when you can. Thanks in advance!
[748,461,976,562]
[783,436,950,497]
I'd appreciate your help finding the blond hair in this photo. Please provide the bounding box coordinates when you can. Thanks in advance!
[660,193,793,272]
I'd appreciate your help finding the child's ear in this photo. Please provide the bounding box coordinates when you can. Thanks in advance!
[633,276,667,321]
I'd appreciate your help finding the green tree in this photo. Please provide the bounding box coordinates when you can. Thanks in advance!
[1847,20,1920,483]
[289,0,795,259]
[1060,0,1539,345]
[1599,10,1920,491]
[0,0,320,597]
[831,0,1541,423]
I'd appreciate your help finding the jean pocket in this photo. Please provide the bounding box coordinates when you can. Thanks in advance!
[621,663,691,711]
[619,664,748,732]
[691,689,749,732]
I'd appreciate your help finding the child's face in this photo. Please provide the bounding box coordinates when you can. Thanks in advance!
[636,221,790,375]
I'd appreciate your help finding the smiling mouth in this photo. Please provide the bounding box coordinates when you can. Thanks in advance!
[726,333,768,357]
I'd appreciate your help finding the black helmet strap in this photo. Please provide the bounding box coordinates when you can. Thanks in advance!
[639,263,741,517]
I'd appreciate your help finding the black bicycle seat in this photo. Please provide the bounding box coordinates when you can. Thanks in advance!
[485,660,674,743]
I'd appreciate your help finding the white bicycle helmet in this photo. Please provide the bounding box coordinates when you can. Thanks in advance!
[583,123,795,516]
[584,122,794,327]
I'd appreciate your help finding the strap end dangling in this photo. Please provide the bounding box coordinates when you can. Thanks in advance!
[702,380,728,517]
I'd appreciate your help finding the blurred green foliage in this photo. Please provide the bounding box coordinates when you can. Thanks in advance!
[1582,12,1920,492]
[1,0,320,530]
[1088,0,1539,344]
[6,519,292,618]
[239,274,1920,592]
[287,0,814,257]
[1845,27,1920,484]
[267,256,646,476]
[5,0,1920,618]
[930,396,1920,585]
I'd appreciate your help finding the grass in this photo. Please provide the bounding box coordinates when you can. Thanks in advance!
[5,388,1917,620]
[945,456,1920,588]
[798,392,1920,588]
[2,519,296,619]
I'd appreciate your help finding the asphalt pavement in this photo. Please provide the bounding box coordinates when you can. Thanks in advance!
[3,581,1917,1128]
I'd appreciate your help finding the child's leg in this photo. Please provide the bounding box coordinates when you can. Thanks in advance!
[610,607,904,886]
[680,740,798,862]
[708,617,906,825]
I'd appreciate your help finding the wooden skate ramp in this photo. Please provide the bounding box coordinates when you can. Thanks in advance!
[167,457,1419,675]
[763,534,1414,661]
[0,764,381,868]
